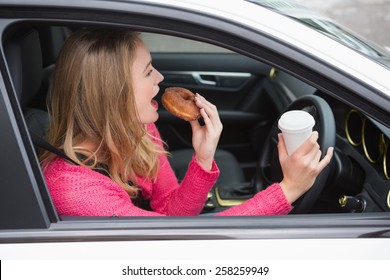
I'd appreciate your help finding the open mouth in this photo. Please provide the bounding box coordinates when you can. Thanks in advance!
[151,99,158,109]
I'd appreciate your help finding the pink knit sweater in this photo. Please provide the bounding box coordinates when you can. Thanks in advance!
[44,123,292,216]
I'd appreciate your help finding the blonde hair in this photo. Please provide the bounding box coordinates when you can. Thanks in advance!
[41,28,163,196]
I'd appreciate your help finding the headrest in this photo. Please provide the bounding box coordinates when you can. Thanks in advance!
[37,26,69,68]
[4,29,43,107]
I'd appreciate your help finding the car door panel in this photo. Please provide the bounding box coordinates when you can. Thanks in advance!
[153,53,278,178]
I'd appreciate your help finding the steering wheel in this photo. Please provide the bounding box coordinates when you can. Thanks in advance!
[254,95,335,214]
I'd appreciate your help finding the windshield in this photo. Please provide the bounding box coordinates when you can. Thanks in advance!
[246,0,390,68]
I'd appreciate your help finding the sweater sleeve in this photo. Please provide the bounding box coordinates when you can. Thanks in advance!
[145,123,220,216]
[147,154,219,215]
[215,183,292,216]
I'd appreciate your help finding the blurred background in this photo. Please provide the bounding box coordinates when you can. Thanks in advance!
[297,0,390,50]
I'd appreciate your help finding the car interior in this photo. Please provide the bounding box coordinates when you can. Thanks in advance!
[2,23,390,218]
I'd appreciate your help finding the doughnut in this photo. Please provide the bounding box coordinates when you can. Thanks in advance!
[162,87,201,121]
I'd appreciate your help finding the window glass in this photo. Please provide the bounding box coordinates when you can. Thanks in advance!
[142,33,231,53]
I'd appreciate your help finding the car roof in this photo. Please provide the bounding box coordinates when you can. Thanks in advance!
[1,0,390,96]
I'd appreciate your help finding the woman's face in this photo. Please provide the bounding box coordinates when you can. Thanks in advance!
[132,40,164,124]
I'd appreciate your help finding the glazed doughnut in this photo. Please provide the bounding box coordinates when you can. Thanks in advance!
[162,87,201,121]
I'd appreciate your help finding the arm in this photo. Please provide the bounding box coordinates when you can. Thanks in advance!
[45,158,165,217]
[145,94,222,215]
[216,183,292,216]
[145,123,219,215]
[217,131,333,216]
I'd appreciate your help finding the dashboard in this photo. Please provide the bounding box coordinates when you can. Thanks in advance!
[315,94,390,213]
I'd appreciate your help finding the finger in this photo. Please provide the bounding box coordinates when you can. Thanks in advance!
[200,107,223,139]
[199,108,213,128]
[189,118,201,131]
[316,147,334,173]
[195,93,207,103]
[306,138,322,163]
[195,94,222,130]
[194,95,211,114]
[295,131,319,156]
[195,94,217,111]
[312,149,323,170]
[199,108,215,135]
[277,133,288,161]
[195,93,207,107]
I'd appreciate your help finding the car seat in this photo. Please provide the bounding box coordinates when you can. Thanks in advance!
[4,27,246,188]
[4,28,49,139]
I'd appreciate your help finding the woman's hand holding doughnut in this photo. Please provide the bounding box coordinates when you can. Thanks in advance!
[161,87,222,170]
[190,93,222,170]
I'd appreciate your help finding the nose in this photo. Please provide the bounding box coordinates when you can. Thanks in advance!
[156,69,164,84]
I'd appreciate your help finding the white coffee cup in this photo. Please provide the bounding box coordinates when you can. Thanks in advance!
[278,110,315,155]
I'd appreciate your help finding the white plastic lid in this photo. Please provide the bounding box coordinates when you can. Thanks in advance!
[278,110,315,133]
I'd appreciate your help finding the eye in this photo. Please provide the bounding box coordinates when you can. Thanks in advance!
[146,68,153,77]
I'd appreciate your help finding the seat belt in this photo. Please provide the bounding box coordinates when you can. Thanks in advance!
[29,130,79,165]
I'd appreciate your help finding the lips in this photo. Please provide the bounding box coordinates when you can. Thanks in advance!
[151,99,158,109]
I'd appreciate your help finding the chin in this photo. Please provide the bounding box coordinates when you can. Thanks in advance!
[141,112,159,125]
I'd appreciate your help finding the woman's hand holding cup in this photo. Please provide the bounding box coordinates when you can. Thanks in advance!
[277,110,333,204]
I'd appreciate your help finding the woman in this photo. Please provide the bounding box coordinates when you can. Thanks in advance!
[42,28,333,216]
